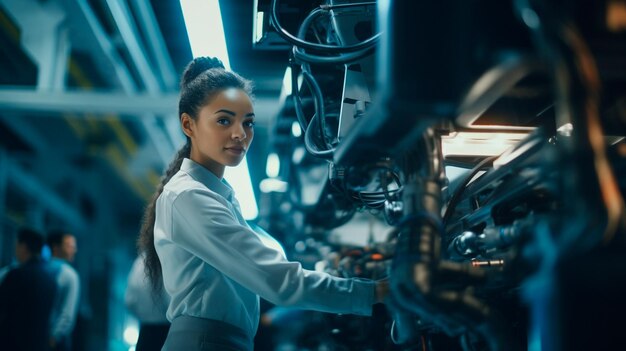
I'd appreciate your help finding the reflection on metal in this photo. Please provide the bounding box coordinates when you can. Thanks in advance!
[441,132,529,157]
[338,65,372,141]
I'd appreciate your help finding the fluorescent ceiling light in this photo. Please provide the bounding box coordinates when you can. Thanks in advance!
[181,0,258,220]
[441,132,528,157]
[180,0,231,70]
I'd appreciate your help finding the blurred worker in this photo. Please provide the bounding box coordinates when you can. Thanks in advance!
[137,56,389,350]
[47,230,81,351]
[0,228,59,351]
[48,230,77,263]
[125,253,170,351]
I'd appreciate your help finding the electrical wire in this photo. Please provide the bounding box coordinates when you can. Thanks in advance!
[442,155,498,225]
[301,70,330,150]
[347,167,403,209]
[290,60,309,131]
[291,7,376,64]
[270,0,380,54]
[303,113,333,159]
[292,7,375,65]
[291,8,334,153]
[287,4,377,159]
[292,45,375,64]
[320,2,377,10]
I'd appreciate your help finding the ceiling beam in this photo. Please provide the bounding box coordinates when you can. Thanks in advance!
[104,0,161,93]
[129,0,178,91]
[5,156,87,231]
[0,88,178,116]
[58,0,137,91]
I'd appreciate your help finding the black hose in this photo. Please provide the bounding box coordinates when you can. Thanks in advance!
[442,155,498,225]
[292,45,375,64]
[301,70,330,150]
[304,113,333,159]
[290,60,309,131]
[293,7,375,65]
[270,0,380,54]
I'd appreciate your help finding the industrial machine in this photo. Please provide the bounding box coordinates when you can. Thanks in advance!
[257,0,626,350]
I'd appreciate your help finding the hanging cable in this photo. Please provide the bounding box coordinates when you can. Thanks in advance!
[291,7,376,64]
[303,113,333,159]
[290,59,309,131]
[319,2,377,10]
[442,155,498,225]
[301,70,331,149]
[270,0,380,54]
[292,45,375,65]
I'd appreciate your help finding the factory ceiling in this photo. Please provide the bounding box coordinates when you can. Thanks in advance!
[0,0,290,248]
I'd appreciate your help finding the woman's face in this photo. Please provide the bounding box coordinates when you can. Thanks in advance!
[182,88,255,178]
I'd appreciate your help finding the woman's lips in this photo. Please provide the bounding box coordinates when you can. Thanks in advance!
[225,147,245,156]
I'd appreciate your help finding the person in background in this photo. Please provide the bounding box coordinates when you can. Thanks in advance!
[0,228,59,351]
[47,230,81,351]
[125,253,170,351]
[137,56,389,351]
[48,231,77,263]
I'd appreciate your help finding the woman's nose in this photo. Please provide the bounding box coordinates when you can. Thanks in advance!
[232,126,246,141]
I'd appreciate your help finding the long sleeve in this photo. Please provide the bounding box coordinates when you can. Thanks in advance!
[50,263,80,339]
[125,255,169,323]
[169,187,375,316]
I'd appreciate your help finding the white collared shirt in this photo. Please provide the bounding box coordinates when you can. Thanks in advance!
[154,158,375,336]
[49,258,80,340]
[125,254,169,324]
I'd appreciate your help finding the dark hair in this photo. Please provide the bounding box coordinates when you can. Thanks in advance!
[17,228,46,255]
[138,56,254,292]
[47,230,71,248]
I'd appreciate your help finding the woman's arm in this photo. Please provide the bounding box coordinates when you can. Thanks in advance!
[167,188,376,316]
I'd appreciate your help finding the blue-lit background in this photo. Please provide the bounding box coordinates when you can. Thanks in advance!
[0,0,287,349]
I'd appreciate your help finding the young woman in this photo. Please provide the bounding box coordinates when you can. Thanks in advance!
[138,57,387,350]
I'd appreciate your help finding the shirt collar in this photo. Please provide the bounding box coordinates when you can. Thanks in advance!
[180,158,234,201]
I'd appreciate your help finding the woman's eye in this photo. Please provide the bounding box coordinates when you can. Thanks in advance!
[244,120,256,128]
[217,118,230,125]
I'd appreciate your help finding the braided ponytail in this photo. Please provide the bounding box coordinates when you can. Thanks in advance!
[138,142,190,293]
[137,56,253,293]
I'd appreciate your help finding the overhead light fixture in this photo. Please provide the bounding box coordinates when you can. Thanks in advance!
[180,0,230,69]
[266,152,280,178]
[180,0,258,220]
[441,132,528,157]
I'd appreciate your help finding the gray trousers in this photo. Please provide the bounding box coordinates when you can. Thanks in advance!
[161,316,253,351]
